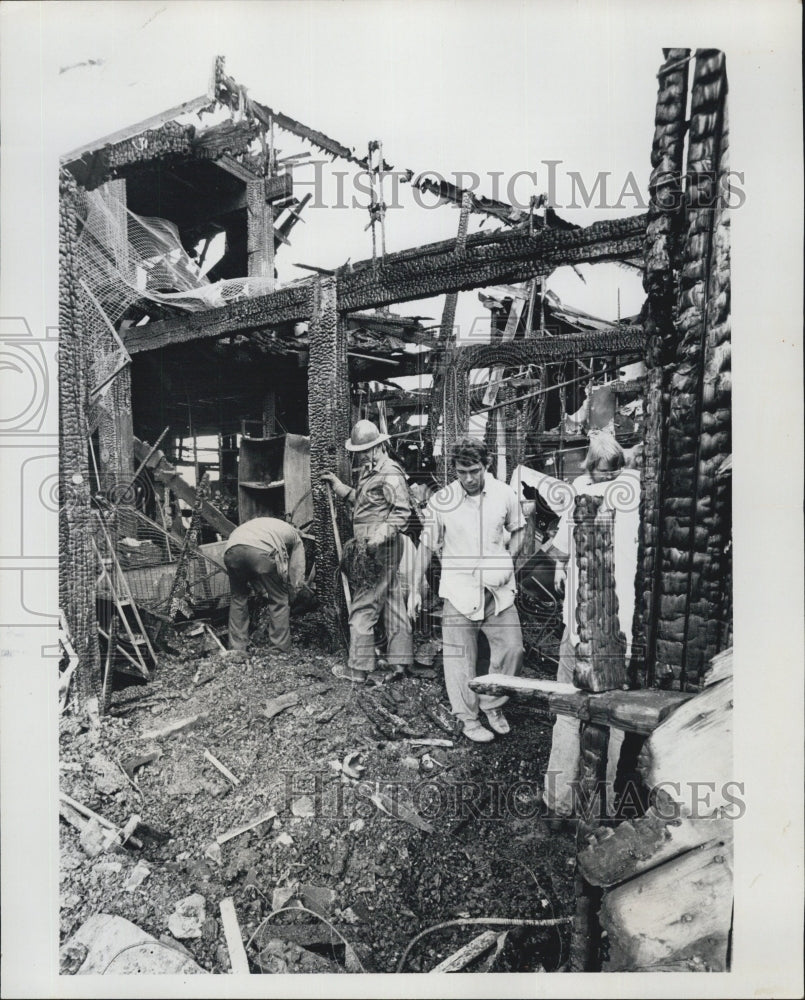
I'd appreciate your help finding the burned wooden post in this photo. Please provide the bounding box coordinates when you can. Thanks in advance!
[307,277,351,642]
[632,48,691,688]
[640,49,732,689]
[247,178,275,287]
[430,191,472,481]
[568,492,628,970]
[59,171,101,706]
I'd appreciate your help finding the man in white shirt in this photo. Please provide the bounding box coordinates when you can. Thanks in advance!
[543,432,641,817]
[408,439,526,743]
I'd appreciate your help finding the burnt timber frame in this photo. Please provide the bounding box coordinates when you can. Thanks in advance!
[120,210,647,647]
[123,213,646,354]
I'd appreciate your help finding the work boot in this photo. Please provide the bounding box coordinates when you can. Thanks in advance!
[484,708,510,735]
[462,720,494,743]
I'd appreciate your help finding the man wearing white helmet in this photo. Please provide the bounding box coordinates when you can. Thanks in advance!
[322,420,414,681]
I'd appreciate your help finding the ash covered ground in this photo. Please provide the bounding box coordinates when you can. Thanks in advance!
[59,621,575,974]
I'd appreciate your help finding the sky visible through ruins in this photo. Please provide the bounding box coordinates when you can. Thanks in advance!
[43,0,652,339]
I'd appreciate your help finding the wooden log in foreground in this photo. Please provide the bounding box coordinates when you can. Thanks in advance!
[578,808,733,888]
[638,676,733,814]
[586,689,693,735]
[470,674,693,734]
[600,834,733,972]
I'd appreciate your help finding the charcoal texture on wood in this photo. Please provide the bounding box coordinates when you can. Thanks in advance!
[656,50,731,688]
[631,48,692,688]
[571,495,627,693]
[59,170,102,703]
[307,278,351,642]
[124,283,315,354]
[67,120,199,190]
[337,214,647,313]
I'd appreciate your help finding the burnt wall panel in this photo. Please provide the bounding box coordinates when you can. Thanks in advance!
[59,171,101,703]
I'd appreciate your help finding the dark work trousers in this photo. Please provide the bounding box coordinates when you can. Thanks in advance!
[347,529,413,673]
[224,544,291,652]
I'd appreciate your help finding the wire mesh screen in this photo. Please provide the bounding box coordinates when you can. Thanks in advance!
[94,503,230,622]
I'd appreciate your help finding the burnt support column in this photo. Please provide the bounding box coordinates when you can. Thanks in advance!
[307,277,351,644]
[572,495,628,693]
[247,179,274,287]
[59,172,101,706]
[632,48,691,688]
[570,720,608,971]
[658,50,730,687]
[97,367,134,486]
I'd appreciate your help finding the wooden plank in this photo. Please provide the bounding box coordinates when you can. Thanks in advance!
[219,898,251,975]
[61,94,212,165]
[578,808,733,888]
[600,835,733,972]
[283,434,313,528]
[469,673,580,699]
[152,469,237,539]
[428,931,498,973]
[469,672,590,718]
[586,689,694,735]
[548,689,591,721]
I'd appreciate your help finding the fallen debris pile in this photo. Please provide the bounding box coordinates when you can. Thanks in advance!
[59,629,575,973]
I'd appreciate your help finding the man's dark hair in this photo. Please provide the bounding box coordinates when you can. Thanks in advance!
[451,438,488,467]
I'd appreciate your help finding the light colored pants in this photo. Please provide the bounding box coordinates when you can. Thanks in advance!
[348,535,413,673]
[440,593,523,724]
[543,629,624,817]
[224,544,291,652]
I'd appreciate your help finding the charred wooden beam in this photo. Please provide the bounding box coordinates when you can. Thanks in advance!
[447,328,644,452]
[572,495,627,692]
[67,121,198,191]
[126,215,646,355]
[337,213,647,312]
[123,283,314,354]
[452,328,644,368]
[192,119,257,161]
[247,179,274,284]
[61,94,213,168]
[657,50,731,687]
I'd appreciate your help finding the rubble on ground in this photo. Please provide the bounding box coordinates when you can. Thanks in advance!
[59,629,575,973]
